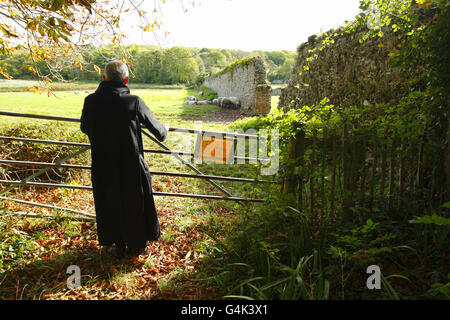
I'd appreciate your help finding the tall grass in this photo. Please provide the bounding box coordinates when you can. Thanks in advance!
[196,197,331,300]
[194,115,450,301]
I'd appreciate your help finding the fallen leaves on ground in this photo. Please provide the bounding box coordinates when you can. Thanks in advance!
[0,176,232,300]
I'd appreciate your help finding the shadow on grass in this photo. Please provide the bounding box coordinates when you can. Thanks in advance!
[179,107,249,125]
[0,244,146,300]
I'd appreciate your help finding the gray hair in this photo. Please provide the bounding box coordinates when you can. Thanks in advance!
[104,60,129,82]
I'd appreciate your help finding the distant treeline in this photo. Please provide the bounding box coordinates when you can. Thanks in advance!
[0,45,296,85]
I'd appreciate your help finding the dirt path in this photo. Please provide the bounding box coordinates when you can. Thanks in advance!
[181,108,250,125]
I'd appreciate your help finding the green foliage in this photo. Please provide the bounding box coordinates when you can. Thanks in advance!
[131,46,164,83]
[159,47,202,85]
[272,57,295,81]
[201,198,329,300]
[209,1,450,300]
[428,277,450,299]
[0,227,39,272]
[328,219,397,265]
[409,214,450,226]
[1,45,297,86]
[390,3,449,151]
[211,57,257,79]
[198,85,218,101]
[228,116,273,132]
[2,0,448,301]
[264,51,296,82]
[199,48,228,74]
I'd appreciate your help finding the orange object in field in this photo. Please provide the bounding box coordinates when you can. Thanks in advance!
[194,134,235,164]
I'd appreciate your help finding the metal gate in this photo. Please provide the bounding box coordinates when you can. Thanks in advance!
[0,110,276,220]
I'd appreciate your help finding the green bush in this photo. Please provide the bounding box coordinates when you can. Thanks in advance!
[199,194,331,300]
[198,85,218,101]
[228,116,272,132]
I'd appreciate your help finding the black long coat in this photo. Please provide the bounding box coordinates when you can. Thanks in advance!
[80,81,168,248]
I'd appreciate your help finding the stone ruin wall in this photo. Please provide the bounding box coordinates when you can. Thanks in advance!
[279,27,405,111]
[279,26,450,202]
[204,57,272,115]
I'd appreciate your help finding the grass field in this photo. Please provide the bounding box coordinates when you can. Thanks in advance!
[0,83,218,127]
[0,81,279,299]
[0,80,279,127]
[0,79,186,92]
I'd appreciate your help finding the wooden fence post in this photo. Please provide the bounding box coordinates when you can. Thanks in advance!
[282,123,306,211]
[380,143,387,209]
[310,129,317,215]
[297,129,306,211]
[359,136,368,207]
[398,139,406,210]
[342,125,353,213]
[321,127,328,217]
[369,142,376,213]
[388,138,397,212]
[330,128,337,217]
[282,134,298,196]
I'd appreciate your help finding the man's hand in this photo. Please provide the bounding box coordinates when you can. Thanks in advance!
[164,124,170,132]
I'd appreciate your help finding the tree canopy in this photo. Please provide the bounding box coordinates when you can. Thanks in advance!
[0,44,297,85]
[0,0,297,86]
[0,0,169,82]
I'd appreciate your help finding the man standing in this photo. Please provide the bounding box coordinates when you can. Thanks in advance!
[81,60,168,257]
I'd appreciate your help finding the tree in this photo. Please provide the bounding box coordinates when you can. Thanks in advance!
[362,0,449,199]
[275,57,295,81]
[266,51,286,66]
[203,49,226,72]
[132,47,164,83]
[160,46,201,84]
[0,0,174,87]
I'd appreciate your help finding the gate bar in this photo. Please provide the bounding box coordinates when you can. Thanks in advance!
[0,110,268,205]
[3,211,94,221]
[142,130,246,207]
[0,196,95,218]
[0,136,268,162]
[0,180,264,203]
[0,159,277,184]
[0,135,89,147]
[0,111,260,139]
[0,146,90,197]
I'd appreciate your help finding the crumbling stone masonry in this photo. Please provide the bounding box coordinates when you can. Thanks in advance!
[204,57,272,115]
[279,27,404,111]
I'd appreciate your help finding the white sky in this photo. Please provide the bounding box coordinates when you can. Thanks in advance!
[123,0,362,52]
